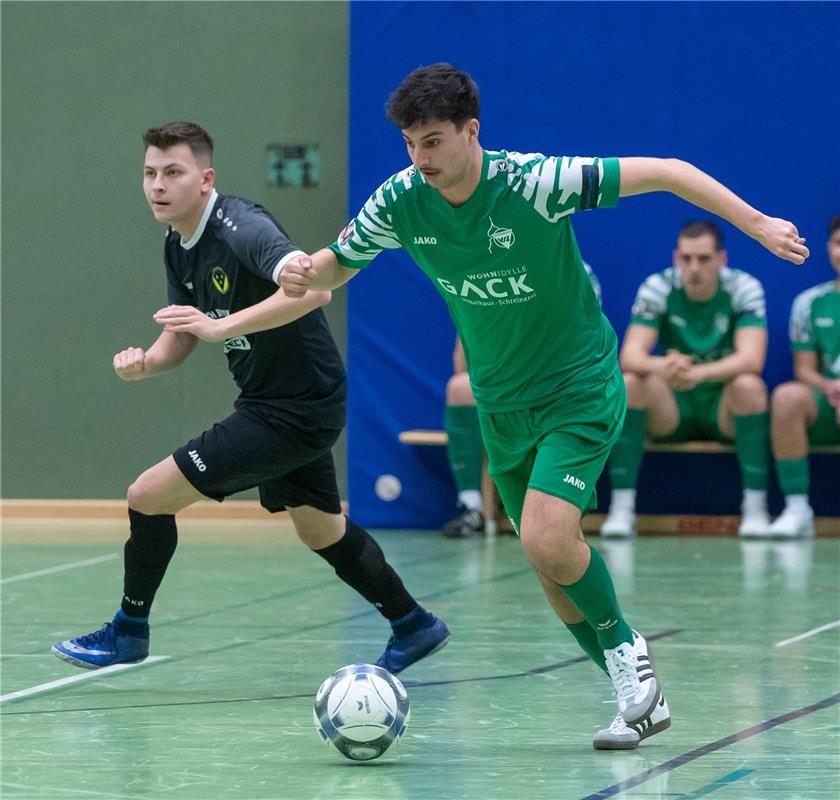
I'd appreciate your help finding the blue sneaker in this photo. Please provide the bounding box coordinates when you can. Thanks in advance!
[52,619,149,670]
[376,616,450,674]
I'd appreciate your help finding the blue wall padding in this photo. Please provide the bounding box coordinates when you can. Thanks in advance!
[346,1,840,527]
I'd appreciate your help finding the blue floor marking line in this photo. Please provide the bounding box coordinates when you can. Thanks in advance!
[580,693,840,800]
[1,629,682,716]
[677,768,755,799]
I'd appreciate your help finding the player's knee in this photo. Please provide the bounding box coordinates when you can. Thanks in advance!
[445,372,474,405]
[126,477,166,516]
[622,371,645,405]
[728,373,768,412]
[771,381,811,418]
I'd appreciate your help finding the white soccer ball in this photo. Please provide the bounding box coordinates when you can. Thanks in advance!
[313,663,410,761]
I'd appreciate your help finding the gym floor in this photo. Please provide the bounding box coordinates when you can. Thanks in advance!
[2,520,838,799]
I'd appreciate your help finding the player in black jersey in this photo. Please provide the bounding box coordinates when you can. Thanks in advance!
[52,121,448,674]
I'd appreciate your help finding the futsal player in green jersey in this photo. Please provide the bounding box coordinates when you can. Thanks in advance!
[443,262,602,539]
[602,221,772,538]
[280,63,809,748]
[769,213,840,537]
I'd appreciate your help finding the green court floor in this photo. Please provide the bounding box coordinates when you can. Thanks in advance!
[2,521,838,799]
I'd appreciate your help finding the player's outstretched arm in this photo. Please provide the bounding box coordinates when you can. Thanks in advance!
[618,158,810,265]
[113,330,198,381]
[152,289,332,343]
[280,248,359,297]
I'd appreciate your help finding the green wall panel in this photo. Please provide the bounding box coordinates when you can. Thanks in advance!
[1,1,349,499]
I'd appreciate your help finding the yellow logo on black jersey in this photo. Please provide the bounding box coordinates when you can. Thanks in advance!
[211,266,230,294]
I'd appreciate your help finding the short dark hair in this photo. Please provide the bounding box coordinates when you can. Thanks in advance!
[678,220,724,250]
[143,121,214,164]
[385,63,480,130]
[829,213,840,237]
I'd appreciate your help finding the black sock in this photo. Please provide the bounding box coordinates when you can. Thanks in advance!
[314,518,418,621]
[121,509,178,618]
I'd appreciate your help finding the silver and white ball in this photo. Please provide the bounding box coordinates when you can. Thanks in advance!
[313,663,410,761]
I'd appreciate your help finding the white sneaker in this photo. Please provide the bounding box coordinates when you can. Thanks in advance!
[738,508,771,538]
[768,506,815,538]
[601,507,636,538]
[604,631,660,724]
[593,695,671,750]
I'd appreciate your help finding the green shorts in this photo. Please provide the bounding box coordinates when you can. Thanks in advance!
[654,384,730,443]
[477,367,625,533]
[808,390,840,445]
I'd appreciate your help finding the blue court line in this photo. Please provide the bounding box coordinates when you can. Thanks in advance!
[580,694,840,800]
[677,768,755,799]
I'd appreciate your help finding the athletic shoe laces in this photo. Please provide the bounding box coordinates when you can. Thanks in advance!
[75,623,113,648]
[607,647,640,701]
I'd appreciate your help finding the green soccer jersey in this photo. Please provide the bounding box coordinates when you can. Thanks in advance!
[630,266,767,371]
[330,150,621,411]
[789,280,840,378]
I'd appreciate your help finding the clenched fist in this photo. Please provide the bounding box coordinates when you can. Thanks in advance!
[113,347,148,381]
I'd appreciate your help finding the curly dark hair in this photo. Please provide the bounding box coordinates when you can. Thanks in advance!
[385,63,480,130]
[143,121,214,164]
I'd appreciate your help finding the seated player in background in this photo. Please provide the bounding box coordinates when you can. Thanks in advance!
[602,221,772,538]
[52,121,448,675]
[442,263,602,538]
[769,213,840,537]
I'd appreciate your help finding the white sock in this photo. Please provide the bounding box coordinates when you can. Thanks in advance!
[610,489,636,513]
[784,495,811,514]
[742,490,767,513]
[458,490,482,512]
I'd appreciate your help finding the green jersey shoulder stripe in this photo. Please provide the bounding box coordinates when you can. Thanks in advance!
[631,266,765,327]
[790,280,836,347]
[331,151,619,268]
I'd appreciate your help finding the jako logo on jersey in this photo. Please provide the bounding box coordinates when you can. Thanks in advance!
[188,450,207,472]
[413,236,437,245]
[487,218,515,253]
[437,273,534,300]
[211,266,230,294]
[563,474,586,491]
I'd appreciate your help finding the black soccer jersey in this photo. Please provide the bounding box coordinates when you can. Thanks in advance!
[164,191,345,424]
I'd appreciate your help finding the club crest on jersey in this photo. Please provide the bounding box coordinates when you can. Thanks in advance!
[211,266,230,294]
[487,218,515,253]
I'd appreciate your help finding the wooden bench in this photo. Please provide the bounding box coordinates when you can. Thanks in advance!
[398,429,840,535]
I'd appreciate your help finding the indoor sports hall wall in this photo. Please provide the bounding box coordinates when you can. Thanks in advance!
[1,2,349,499]
[345,1,840,527]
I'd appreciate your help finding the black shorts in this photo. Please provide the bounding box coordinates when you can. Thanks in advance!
[172,403,343,514]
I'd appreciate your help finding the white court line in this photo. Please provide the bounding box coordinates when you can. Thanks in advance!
[775,619,840,648]
[0,553,118,584]
[0,656,171,703]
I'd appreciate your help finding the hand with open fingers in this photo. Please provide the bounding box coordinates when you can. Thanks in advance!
[280,254,314,298]
[154,305,222,342]
[755,216,810,264]
[113,347,148,381]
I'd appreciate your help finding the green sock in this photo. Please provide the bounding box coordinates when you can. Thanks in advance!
[561,545,633,650]
[776,457,810,496]
[607,408,646,490]
[565,621,608,674]
[445,405,484,493]
[735,412,770,491]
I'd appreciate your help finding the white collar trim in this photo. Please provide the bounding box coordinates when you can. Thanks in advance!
[180,190,219,250]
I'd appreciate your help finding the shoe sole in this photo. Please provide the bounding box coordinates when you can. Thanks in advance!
[51,645,148,671]
[593,714,671,751]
